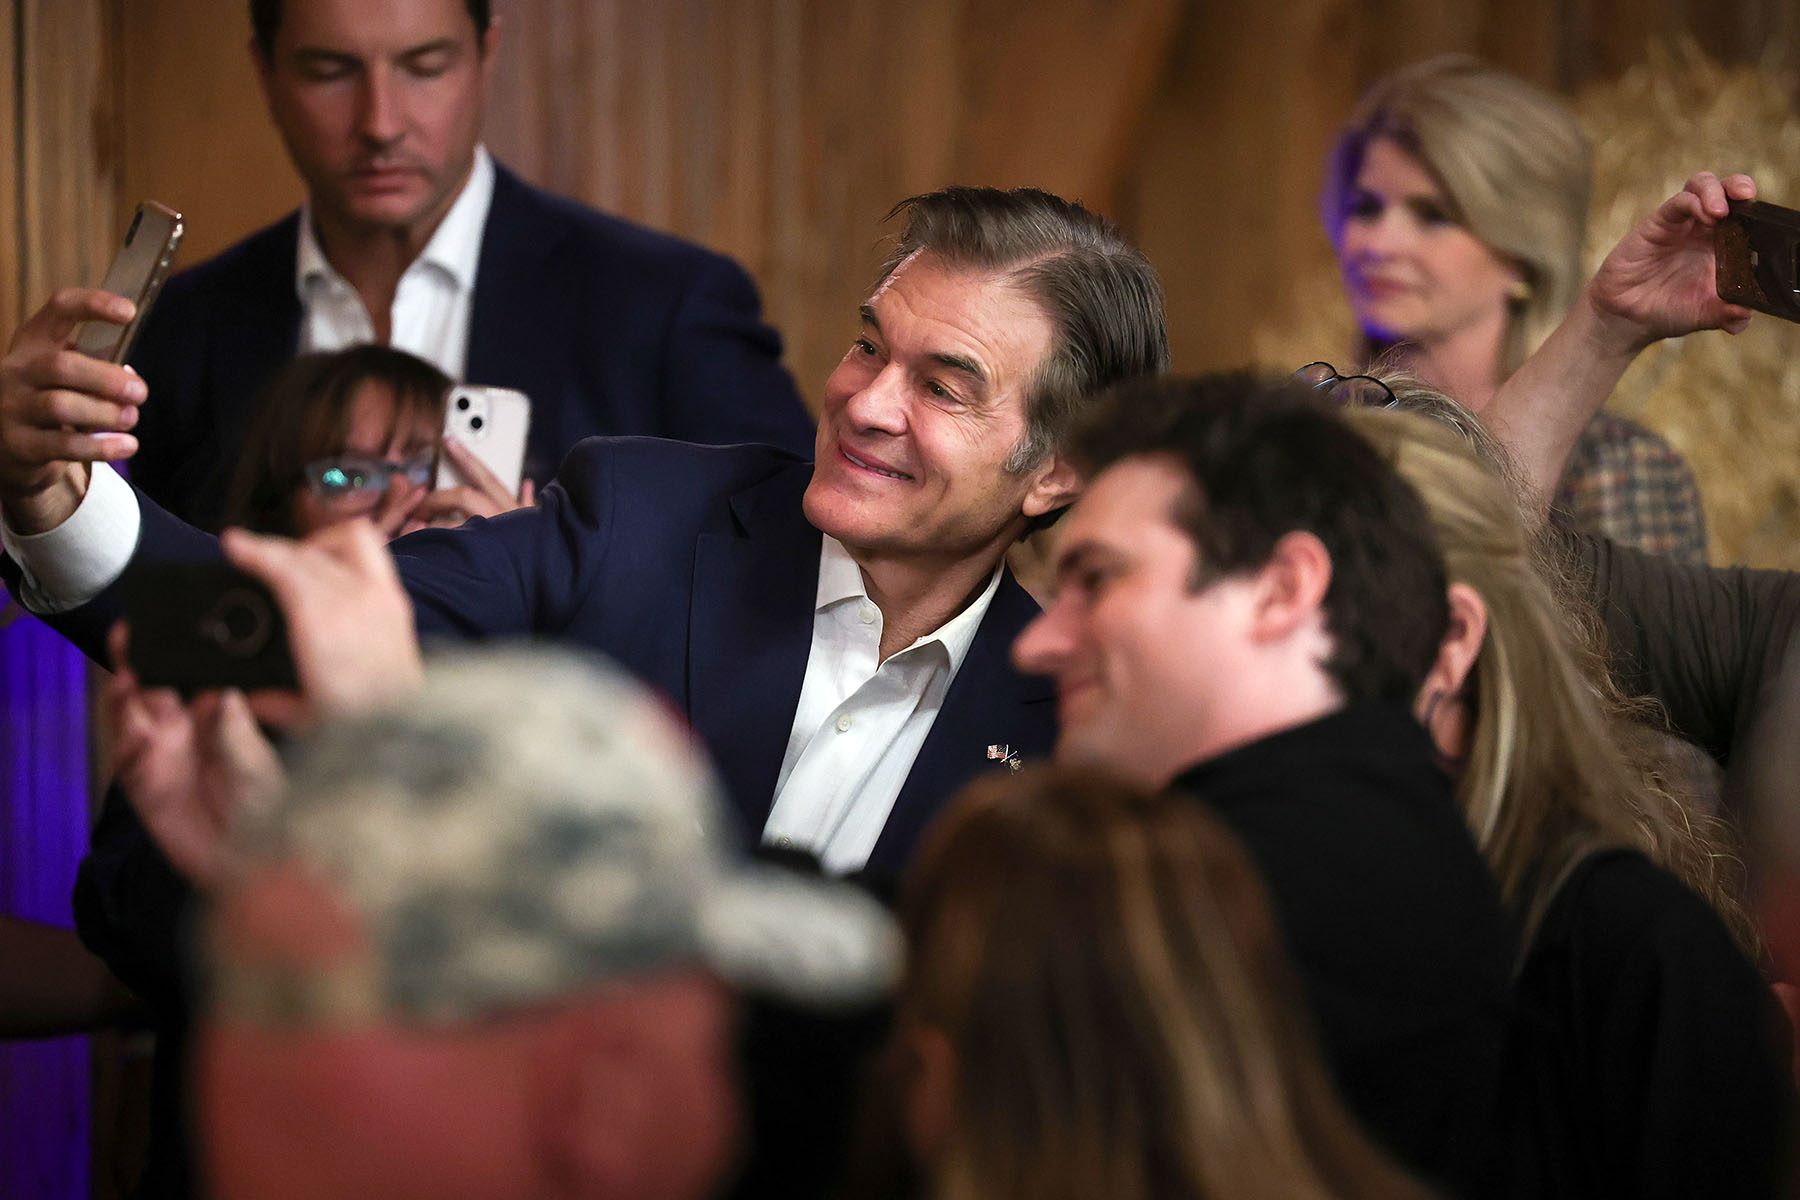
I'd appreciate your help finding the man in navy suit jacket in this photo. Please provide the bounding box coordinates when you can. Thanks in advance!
[2,182,1168,1200]
[130,0,811,533]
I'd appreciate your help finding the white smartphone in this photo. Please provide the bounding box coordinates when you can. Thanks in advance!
[437,385,532,498]
[73,201,185,362]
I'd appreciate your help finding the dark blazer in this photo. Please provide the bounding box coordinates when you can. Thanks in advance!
[126,163,815,530]
[44,438,1054,878]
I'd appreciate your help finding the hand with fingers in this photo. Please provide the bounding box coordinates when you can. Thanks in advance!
[1586,171,1758,351]
[106,625,284,892]
[404,436,536,533]
[0,289,149,532]
[220,518,424,727]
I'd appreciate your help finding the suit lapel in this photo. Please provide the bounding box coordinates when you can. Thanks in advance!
[465,169,581,480]
[865,572,1055,875]
[208,215,301,441]
[687,465,821,838]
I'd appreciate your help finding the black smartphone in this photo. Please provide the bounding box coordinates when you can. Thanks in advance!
[1715,198,1800,323]
[123,561,298,695]
[72,201,185,363]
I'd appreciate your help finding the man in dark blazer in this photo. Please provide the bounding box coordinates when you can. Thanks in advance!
[3,182,1165,1200]
[131,0,811,533]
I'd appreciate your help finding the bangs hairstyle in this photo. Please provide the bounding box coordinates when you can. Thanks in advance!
[223,345,452,536]
[1322,55,1591,376]
[1068,372,1449,707]
[880,186,1170,473]
[901,767,1432,1200]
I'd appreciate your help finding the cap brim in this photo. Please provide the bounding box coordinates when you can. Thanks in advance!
[694,865,902,1010]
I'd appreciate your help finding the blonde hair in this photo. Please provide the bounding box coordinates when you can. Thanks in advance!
[1341,399,1756,960]
[900,768,1433,1200]
[1322,55,1591,377]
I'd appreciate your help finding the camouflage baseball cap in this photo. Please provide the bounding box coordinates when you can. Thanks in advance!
[221,646,902,1025]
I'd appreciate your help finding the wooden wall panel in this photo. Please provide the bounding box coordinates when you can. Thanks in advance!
[117,2,295,271]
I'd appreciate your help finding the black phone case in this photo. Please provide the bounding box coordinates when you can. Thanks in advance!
[123,561,299,695]
[1715,198,1800,323]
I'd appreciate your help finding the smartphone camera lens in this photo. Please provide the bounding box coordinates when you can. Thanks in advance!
[469,416,485,431]
[201,589,272,658]
[456,395,472,412]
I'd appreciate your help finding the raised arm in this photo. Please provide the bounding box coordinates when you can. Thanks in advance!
[1488,172,1756,517]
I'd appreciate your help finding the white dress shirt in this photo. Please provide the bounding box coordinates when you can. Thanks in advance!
[762,535,1002,874]
[295,144,495,380]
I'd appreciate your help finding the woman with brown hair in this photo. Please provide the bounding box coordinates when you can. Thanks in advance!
[1324,55,1709,561]
[1342,398,1791,1200]
[894,766,1431,1200]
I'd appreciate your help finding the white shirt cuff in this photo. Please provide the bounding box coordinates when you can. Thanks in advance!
[0,463,141,613]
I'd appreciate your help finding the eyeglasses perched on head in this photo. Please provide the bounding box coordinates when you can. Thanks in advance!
[1292,361,1397,409]
[302,454,435,508]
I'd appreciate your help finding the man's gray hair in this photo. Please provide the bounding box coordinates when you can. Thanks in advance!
[880,187,1170,472]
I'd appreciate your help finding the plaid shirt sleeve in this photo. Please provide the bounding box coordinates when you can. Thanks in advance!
[1551,412,1709,564]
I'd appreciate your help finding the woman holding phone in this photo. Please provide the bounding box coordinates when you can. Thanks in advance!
[1323,55,1709,562]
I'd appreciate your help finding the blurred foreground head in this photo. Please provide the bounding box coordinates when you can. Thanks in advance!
[197,647,899,1200]
[896,766,1430,1200]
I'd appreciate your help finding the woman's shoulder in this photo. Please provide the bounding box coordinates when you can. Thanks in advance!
[1537,848,1752,981]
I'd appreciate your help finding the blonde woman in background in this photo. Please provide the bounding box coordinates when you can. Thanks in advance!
[1325,55,1710,561]
[1343,398,1792,1200]
[893,767,1433,1200]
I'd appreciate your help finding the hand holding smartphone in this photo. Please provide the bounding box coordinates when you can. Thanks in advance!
[437,385,532,498]
[1715,198,1800,323]
[73,202,185,362]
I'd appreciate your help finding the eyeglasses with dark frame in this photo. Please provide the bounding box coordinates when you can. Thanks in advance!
[1292,361,1398,410]
[302,454,436,508]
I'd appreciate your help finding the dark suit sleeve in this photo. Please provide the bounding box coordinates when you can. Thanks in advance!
[393,437,619,642]
[72,782,193,1010]
[656,254,815,458]
[1570,531,1800,762]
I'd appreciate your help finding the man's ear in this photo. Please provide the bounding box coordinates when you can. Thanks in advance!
[1021,454,1082,521]
[479,15,503,73]
[1247,530,1332,644]
[529,1010,647,1195]
[1415,582,1487,716]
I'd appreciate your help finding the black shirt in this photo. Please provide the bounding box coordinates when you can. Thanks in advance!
[1174,703,1517,1199]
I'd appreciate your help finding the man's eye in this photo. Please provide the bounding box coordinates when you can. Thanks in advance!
[926,380,958,402]
[852,337,879,356]
[405,53,454,79]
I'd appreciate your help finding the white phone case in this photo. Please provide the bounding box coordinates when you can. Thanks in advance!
[438,386,532,498]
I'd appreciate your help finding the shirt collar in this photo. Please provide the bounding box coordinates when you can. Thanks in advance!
[814,535,1005,675]
[295,145,496,297]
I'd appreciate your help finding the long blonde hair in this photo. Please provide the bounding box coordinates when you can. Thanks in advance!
[1341,400,1755,960]
[899,767,1433,1200]
[1322,55,1590,377]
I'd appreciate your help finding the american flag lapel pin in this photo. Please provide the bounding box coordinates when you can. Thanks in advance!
[986,744,1022,772]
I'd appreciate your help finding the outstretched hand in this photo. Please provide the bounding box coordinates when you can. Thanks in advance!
[221,518,424,728]
[1586,171,1757,350]
[106,625,283,891]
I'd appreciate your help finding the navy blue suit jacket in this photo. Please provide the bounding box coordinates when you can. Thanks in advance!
[126,163,814,531]
[47,439,1054,876]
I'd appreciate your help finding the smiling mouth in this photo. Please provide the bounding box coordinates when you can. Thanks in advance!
[841,448,913,482]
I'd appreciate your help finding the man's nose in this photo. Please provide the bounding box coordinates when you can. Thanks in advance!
[1012,598,1074,677]
[357,67,405,147]
[843,364,909,436]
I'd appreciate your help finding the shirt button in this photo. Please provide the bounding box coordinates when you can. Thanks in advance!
[835,714,853,733]
[859,603,877,625]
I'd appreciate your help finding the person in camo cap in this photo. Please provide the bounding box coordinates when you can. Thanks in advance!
[191,646,900,1200]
